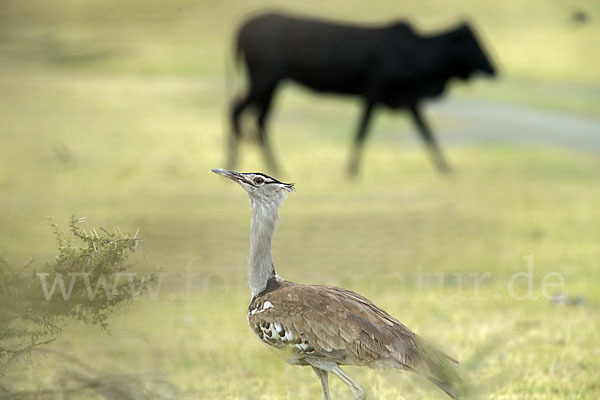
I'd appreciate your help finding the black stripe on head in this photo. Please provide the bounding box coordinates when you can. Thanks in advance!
[247,172,294,188]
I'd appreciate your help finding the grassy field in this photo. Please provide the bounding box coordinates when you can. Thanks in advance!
[1,0,600,399]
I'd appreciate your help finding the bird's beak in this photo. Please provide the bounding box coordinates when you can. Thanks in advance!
[211,168,244,183]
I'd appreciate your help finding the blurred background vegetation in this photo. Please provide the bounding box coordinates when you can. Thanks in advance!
[0,0,599,398]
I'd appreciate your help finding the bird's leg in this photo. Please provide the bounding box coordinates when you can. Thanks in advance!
[348,101,374,177]
[331,365,367,400]
[311,366,331,400]
[410,104,451,173]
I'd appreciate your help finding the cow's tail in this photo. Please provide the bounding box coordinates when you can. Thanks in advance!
[224,38,235,107]
[234,30,244,68]
[224,30,244,105]
[222,28,244,168]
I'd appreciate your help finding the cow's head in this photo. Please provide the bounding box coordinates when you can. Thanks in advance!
[450,23,496,79]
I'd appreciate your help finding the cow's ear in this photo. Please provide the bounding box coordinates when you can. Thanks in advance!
[451,22,473,42]
[389,21,415,35]
[459,22,474,35]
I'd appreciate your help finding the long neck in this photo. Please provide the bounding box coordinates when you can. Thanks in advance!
[248,198,279,297]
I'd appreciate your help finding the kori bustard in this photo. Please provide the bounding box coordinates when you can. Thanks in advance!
[212,168,462,399]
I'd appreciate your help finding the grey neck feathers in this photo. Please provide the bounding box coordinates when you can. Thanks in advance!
[248,197,280,297]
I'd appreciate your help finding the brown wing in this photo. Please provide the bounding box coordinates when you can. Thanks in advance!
[248,281,434,370]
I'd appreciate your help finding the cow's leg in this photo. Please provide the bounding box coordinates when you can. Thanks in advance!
[348,101,374,177]
[228,95,251,169]
[410,104,450,173]
[256,84,280,174]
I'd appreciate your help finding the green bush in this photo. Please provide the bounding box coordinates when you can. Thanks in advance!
[0,217,155,373]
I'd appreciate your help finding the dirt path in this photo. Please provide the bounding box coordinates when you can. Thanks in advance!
[427,99,600,152]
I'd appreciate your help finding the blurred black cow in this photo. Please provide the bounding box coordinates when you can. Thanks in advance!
[229,13,496,175]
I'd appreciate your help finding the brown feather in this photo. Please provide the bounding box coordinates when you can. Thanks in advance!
[247,280,454,376]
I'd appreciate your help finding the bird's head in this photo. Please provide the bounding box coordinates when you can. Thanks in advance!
[211,168,294,206]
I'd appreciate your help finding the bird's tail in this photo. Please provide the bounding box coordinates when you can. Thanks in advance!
[427,376,462,399]
[419,342,464,399]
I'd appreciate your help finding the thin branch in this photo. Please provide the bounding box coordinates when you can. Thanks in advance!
[0,338,56,356]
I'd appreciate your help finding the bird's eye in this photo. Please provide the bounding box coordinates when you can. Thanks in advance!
[254,177,264,185]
